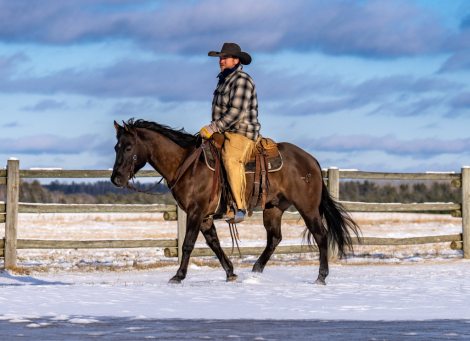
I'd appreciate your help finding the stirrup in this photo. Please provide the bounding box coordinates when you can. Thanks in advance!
[223,209,246,223]
[233,210,246,223]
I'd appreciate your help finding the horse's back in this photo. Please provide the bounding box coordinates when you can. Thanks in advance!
[277,142,323,177]
[261,142,323,204]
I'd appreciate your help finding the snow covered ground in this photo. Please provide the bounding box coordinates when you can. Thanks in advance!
[0,212,469,324]
[1,261,470,321]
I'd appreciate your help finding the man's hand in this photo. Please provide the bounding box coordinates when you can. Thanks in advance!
[200,122,218,138]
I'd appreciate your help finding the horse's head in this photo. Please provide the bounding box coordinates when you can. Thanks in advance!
[111,120,146,188]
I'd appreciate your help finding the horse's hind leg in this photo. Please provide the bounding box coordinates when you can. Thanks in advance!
[252,203,287,273]
[299,208,329,285]
[200,219,237,282]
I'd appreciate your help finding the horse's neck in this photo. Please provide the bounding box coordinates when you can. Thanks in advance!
[140,129,193,181]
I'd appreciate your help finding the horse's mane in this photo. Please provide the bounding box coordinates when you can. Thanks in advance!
[125,118,198,149]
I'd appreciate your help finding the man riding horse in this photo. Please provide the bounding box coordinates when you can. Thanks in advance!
[200,43,260,223]
[111,43,359,285]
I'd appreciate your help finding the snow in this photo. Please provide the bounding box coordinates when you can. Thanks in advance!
[425,171,455,174]
[1,262,470,320]
[0,212,467,321]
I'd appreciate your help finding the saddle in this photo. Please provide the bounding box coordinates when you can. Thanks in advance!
[202,133,283,218]
[203,135,283,174]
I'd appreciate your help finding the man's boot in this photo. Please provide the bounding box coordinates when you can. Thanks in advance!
[223,208,246,223]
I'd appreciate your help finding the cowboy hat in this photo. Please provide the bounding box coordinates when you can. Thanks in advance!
[208,43,252,65]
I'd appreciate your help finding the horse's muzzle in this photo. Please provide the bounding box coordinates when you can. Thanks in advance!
[112,175,125,188]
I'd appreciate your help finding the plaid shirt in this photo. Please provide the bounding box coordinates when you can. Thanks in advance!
[212,64,260,141]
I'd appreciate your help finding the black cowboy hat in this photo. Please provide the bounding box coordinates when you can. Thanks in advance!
[208,43,252,65]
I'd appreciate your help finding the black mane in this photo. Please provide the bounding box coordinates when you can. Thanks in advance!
[126,118,198,148]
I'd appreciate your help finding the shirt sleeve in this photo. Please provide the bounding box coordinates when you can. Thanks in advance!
[214,77,253,133]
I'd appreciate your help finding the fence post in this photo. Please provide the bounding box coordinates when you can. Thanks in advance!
[327,167,339,261]
[177,205,187,265]
[5,158,19,269]
[462,166,470,259]
[327,167,339,200]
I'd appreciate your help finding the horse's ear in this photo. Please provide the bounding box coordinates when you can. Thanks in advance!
[122,121,136,136]
[114,120,121,132]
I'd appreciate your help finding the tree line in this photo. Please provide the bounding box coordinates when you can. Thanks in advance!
[44,180,168,196]
[340,180,461,204]
[0,179,461,206]
[0,180,175,205]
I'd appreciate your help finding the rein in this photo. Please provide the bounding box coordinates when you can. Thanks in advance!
[125,136,206,196]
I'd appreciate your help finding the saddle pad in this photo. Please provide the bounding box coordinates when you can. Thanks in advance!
[203,146,283,174]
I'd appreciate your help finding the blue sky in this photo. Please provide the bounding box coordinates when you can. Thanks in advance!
[1,0,470,177]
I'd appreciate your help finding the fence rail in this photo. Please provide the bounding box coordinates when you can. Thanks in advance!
[0,238,177,257]
[163,234,463,258]
[337,170,461,180]
[17,203,176,214]
[1,159,469,269]
[18,169,161,178]
[342,202,460,212]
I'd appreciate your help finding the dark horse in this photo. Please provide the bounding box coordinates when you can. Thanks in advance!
[111,119,359,285]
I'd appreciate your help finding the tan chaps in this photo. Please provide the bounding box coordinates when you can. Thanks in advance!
[221,132,256,211]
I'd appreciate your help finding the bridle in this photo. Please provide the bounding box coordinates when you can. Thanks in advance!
[124,132,166,195]
[123,131,206,196]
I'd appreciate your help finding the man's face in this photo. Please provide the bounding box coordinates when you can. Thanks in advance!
[219,56,239,71]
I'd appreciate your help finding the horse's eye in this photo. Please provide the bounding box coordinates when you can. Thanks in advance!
[126,147,132,152]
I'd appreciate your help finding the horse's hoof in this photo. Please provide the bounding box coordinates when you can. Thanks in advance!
[227,275,238,282]
[315,279,326,286]
[252,264,263,273]
[168,278,182,284]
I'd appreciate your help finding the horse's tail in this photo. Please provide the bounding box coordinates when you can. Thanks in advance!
[321,180,361,258]
[303,178,361,258]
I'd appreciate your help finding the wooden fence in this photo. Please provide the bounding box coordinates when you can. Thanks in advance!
[1,158,468,269]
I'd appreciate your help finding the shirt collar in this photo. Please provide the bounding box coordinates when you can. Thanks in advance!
[217,63,241,84]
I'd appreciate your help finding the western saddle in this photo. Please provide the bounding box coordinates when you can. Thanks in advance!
[203,133,282,219]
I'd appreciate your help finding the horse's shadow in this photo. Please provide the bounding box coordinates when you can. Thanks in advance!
[0,269,69,286]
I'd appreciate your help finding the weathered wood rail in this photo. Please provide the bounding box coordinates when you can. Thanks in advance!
[1,161,468,268]
[17,203,176,214]
[163,234,463,258]
[0,238,177,257]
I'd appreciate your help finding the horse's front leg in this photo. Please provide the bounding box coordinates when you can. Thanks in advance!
[169,211,202,284]
[200,219,237,282]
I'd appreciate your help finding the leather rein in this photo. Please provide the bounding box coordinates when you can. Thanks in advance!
[125,136,216,198]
